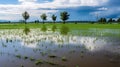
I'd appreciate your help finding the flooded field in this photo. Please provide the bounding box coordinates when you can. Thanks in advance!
[0,29,120,67]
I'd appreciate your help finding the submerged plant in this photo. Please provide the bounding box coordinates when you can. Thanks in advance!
[30,57,35,61]
[76,65,79,67]
[16,55,21,59]
[35,59,43,65]
[80,53,84,58]
[46,61,57,65]
[15,49,18,52]
[69,49,76,53]
[23,27,30,35]
[41,25,47,32]
[61,56,67,61]
[60,25,70,35]
[40,51,47,56]
[6,38,9,43]
[48,55,57,58]
[21,65,24,67]
[24,56,28,59]
[2,43,7,47]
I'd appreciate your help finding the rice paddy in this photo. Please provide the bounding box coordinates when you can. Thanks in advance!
[0,23,120,67]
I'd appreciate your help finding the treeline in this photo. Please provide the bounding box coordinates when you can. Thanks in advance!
[22,11,120,24]
[22,11,69,24]
[0,11,120,24]
[98,18,120,24]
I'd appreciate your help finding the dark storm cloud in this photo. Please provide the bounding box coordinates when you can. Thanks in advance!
[54,6,101,21]
[82,0,120,19]
[106,0,120,6]
[103,0,120,18]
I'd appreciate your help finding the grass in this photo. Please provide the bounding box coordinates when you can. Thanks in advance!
[61,56,67,61]
[48,55,57,58]
[80,53,84,58]
[15,55,21,59]
[76,65,79,67]
[30,57,35,61]
[24,56,28,59]
[0,23,120,36]
[2,43,7,47]
[0,23,120,30]
[46,61,58,65]
[35,59,43,65]
[21,65,24,67]
[40,51,47,56]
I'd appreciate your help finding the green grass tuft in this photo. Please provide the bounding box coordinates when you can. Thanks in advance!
[35,59,43,65]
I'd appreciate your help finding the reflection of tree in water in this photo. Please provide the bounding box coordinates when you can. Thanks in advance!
[23,27,30,35]
[0,29,120,67]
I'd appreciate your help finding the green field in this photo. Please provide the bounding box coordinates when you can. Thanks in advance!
[0,23,120,30]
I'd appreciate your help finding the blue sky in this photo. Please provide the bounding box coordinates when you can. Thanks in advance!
[0,0,120,21]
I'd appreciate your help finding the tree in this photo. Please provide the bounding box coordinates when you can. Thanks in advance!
[22,11,30,24]
[60,11,70,24]
[108,18,113,24]
[52,14,57,23]
[112,19,116,22]
[98,18,106,24]
[108,18,113,22]
[35,20,39,23]
[40,13,47,24]
[117,18,120,23]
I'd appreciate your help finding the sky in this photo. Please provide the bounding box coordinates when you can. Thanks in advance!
[0,0,120,21]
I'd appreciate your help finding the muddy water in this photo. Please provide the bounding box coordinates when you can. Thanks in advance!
[0,29,120,67]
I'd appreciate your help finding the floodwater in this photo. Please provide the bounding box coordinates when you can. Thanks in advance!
[0,29,120,67]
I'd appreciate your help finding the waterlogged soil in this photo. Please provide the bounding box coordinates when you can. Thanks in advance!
[0,29,120,67]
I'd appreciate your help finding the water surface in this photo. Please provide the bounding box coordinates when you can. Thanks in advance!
[0,29,120,67]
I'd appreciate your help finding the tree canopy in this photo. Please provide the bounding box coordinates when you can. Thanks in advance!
[52,14,57,23]
[98,18,106,24]
[40,13,47,24]
[22,11,30,24]
[117,18,120,22]
[60,11,70,24]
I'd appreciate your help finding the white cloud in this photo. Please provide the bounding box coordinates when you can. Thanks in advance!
[98,7,108,11]
[52,0,108,7]
[0,0,109,21]
[18,0,37,2]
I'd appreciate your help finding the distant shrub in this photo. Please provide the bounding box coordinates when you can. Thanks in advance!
[23,27,30,35]
[52,25,57,32]
[41,25,47,32]
[60,25,70,35]
[75,22,77,24]
[91,22,95,24]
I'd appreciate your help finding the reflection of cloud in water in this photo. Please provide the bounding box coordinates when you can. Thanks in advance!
[21,41,38,48]
[0,29,120,54]
[68,36,106,51]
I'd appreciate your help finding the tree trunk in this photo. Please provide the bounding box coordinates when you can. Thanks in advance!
[43,20,44,24]
[54,21,55,24]
[25,20,27,24]
[63,21,65,24]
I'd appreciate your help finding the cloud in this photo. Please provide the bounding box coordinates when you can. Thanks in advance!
[90,6,120,19]
[98,7,108,11]
[0,0,119,21]
[18,0,37,2]
[52,0,108,7]
[0,0,109,10]
[106,0,120,6]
